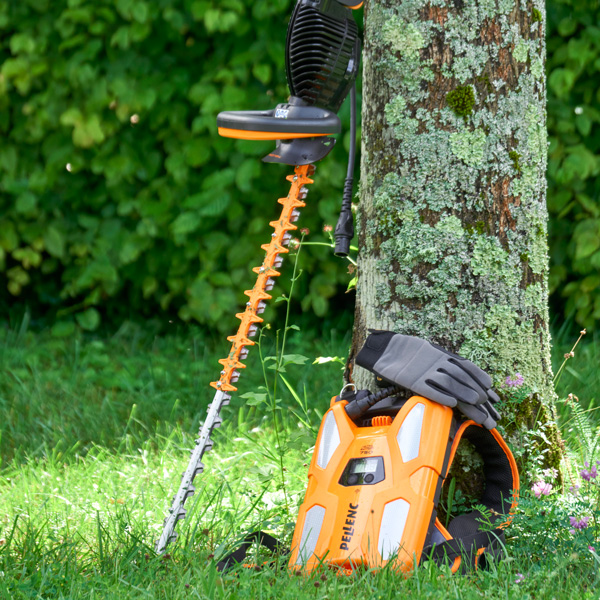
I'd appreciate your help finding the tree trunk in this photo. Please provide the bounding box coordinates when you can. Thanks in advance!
[352,0,563,473]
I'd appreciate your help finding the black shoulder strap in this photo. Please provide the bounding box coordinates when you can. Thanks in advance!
[422,421,519,571]
[216,531,288,572]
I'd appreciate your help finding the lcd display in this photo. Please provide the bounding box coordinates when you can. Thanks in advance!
[350,458,378,474]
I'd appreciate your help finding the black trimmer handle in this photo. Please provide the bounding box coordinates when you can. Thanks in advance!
[217,96,340,141]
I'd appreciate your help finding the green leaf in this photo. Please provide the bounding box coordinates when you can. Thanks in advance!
[281,354,309,366]
[198,192,231,217]
[59,107,83,127]
[581,275,600,293]
[185,138,211,167]
[43,226,65,259]
[252,63,272,84]
[312,295,328,317]
[170,211,202,236]
[0,221,19,251]
[558,18,577,37]
[548,68,576,98]
[239,392,268,406]
[132,1,148,23]
[110,26,130,49]
[204,9,221,33]
[10,33,36,55]
[235,159,260,193]
[76,308,101,331]
[15,192,37,214]
[574,222,600,260]
[13,247,42,269]
[575,113,592,137]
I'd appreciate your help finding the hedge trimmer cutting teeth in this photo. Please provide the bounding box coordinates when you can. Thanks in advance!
[155,0,362,554]
[155,165,315,554]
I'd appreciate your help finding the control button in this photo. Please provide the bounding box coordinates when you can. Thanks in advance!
[348,474,359,485]
[364,473,374,483]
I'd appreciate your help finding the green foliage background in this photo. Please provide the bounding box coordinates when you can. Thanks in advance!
[547,0,600,327]
[0,0,598,332]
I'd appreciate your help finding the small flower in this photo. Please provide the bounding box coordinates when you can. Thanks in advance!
[569,516,590,530]
[288,238,300,249]
[580,462,598,481]
[515,573,525,584]
[580,329,587,335]
[532,481,552,498]
[323,224,333,232]
[542,467,558,480]
[300,228,310,236]
[564,351,574,359]
[589,546,596,553]
[569,485,580,495]
[504,373,524,388]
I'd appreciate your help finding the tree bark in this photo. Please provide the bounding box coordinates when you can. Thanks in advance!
[352,0,562,473]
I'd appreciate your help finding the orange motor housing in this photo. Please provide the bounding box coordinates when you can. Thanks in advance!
[289,395,455,572]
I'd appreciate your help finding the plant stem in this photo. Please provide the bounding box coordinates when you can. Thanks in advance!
[553,329,587,387]
[271,232,307,516]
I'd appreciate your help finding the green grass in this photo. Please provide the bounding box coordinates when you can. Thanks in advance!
[0,319,599,598]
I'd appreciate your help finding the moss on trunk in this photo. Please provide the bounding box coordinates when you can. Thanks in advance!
[352,0,562,478]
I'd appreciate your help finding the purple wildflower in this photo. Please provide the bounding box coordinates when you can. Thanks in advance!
[569,516,590,530]
[532,481,553,498]
[589,546,596,553]
[515,573,525,584]
[580,461,598,481]
[504,373,524,388]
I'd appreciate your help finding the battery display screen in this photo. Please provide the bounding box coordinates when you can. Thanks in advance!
[339,456,385,486]
[350,458,379,474]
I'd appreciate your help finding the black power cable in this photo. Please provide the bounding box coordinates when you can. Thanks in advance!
[334,83,357,257]
[344,385,401,421]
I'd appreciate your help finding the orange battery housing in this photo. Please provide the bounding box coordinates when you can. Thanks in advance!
[289,395,455,573]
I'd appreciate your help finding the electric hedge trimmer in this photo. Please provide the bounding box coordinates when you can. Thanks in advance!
[156,0,363,554]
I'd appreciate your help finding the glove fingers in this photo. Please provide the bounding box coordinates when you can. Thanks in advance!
[484,400,500,422]
[436,363,487,404]
[457,401,497,430]
[427,371,481,405]
[487,388,500,405]
[412,380,457,408]
[449,357,492,390]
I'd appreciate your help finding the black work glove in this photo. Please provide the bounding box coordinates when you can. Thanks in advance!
[355,331,500,429]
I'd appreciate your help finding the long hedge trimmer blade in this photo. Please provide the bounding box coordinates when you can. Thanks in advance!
[155,164,315,554]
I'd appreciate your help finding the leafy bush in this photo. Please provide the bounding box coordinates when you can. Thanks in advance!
[0,0,355,332]
[1,0,599,332]
[547,0,600,327]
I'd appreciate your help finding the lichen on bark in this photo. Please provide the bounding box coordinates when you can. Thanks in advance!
[353,0,560,474]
